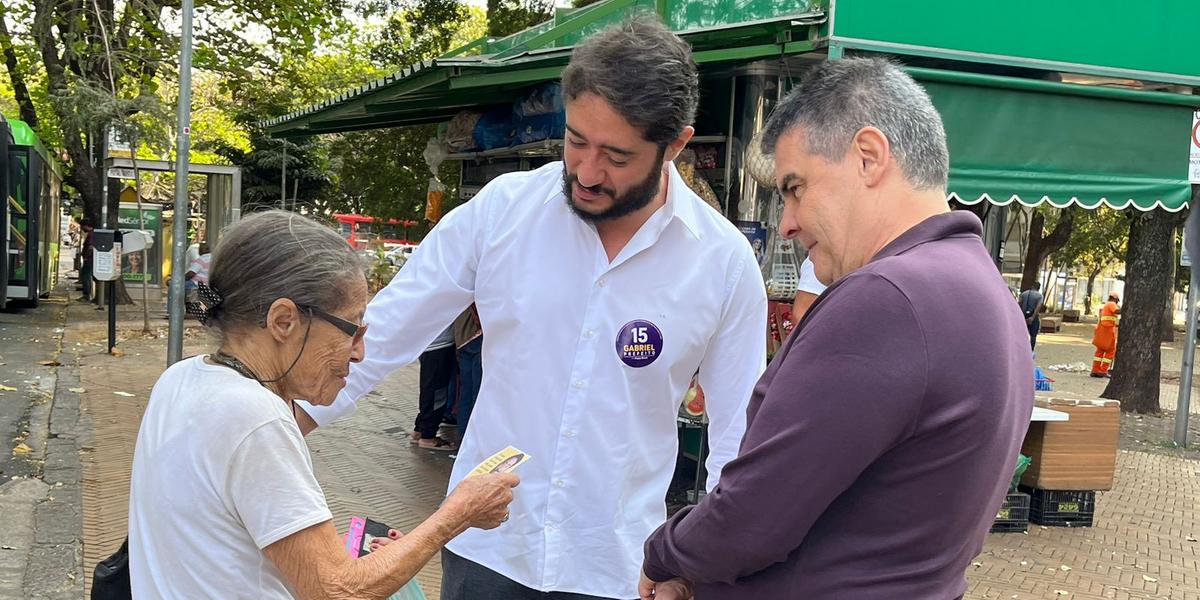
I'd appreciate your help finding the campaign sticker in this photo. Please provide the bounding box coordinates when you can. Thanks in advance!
[616,320,663,368]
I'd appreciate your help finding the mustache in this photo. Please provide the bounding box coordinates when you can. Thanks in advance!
[566,173,615,198]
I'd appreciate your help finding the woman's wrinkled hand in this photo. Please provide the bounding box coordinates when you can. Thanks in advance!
[444,473,520,530]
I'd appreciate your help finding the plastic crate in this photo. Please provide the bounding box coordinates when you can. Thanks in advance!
[990,492,1030,533]
[1023,487,1095,527]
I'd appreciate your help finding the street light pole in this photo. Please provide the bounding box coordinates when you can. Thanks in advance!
[1177,259,1198,446]
[167,0,194,365]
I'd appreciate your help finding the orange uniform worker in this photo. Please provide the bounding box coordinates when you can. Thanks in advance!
[1091,292,1121,378]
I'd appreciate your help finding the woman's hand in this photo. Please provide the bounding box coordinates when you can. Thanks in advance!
[443,473,520,530]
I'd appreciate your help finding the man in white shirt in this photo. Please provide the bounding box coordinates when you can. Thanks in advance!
[301,15,766,600]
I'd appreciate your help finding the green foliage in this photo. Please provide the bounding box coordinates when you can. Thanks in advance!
[1054,207,1128,277]
[487,0,554,37]
[366,244,399,292]
[327,125,462,225]
[2,0,496,226]
[371,2,487,66]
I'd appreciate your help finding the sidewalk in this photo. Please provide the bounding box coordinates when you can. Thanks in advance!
[7,271,1196,599]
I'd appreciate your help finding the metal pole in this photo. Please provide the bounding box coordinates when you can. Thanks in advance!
[167,0,194,365]
[1175,268,1197,446]
[107,280,116,353]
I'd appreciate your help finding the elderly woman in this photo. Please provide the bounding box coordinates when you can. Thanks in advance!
[128,211,518,599]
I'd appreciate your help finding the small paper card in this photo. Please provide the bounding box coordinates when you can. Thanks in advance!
[468,446,531,477]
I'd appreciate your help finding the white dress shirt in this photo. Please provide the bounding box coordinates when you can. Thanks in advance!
[305,161,767,598]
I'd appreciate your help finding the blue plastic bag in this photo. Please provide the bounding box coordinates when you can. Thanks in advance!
[1034,365,1053,391]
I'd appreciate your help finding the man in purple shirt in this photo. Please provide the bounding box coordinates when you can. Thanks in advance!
[640,58,1034,600]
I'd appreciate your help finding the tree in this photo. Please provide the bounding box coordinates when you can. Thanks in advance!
[487,0,553,37]
[370,0,483,66]
[327,126,462,227]
[1101,208,1188,414]
[1052,207,1127,315]
[1020,207,1076,292]
[300,3,482,221]
[0,0,344,229]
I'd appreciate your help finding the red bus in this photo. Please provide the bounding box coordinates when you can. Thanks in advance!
[333,213,417,249]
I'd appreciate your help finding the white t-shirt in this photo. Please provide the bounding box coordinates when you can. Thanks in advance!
[129,356,332,599]
[797,257,827,296]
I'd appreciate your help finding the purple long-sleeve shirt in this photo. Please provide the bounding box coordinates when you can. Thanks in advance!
[643,212,1034,599]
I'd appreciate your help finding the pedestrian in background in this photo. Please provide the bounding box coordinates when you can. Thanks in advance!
[1019,282,1045,350]
[1091,291,1120,378]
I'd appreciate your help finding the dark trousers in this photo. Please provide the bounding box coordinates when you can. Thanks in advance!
[441,550,627,600]
[415,346,457,439]
[456,336,483,440]
[1027,316,1040,351]
[80,259,93,299]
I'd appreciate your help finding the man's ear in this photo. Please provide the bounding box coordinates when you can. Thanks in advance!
[663,126,696,163]
[850,126,891,188]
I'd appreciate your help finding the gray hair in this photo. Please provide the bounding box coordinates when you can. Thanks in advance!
[761,58,949,190]
[207,210,363,336]
[561,12,698,146]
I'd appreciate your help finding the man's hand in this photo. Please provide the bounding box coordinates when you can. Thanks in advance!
[639,570,694,600]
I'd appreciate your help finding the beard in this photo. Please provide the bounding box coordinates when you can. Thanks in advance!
[562,151,665,224]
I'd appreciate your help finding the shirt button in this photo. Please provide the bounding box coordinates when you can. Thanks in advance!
[573,379,586,388]
[554,479,566,488]
[596,278,607,288]
[584,330,595,339]
[562,429,576,438]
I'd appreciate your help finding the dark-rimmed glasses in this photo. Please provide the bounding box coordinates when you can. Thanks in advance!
[301,305,367,343]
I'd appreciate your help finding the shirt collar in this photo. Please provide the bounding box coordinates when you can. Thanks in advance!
[549,161,705,240]
[665,161,704,240]
[869,211,984,264]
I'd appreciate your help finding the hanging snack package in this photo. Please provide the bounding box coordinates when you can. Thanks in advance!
[425,177,446,224]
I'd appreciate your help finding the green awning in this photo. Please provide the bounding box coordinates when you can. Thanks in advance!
[264,0,824,137]
[913,68,1198,212]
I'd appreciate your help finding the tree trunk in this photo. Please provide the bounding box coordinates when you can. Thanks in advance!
[1162,245,1179,343]
[1102,209,1182,413]
[0,6,39,127]
[1085,268,1100,316]
[1020,208,1075,291]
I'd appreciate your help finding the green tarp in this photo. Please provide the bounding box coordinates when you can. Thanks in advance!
[915,69,1196,212]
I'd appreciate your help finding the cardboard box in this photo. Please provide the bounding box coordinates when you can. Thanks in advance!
[1020,396,1120,491]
